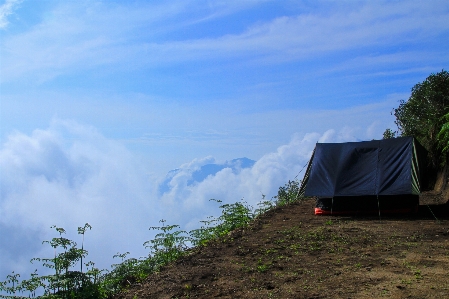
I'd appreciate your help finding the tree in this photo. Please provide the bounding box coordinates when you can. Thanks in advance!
[382,128,396,139]
[438,112,449,159]
[393,70,449,168]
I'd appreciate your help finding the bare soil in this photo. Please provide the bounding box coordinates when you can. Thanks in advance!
[116,198,449,299]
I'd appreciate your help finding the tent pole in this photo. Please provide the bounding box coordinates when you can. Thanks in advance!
[376,140,381,221]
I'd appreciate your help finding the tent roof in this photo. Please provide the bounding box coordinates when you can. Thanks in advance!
[303,137,426,197]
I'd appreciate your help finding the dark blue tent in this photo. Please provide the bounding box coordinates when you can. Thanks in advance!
[301,137,427,215]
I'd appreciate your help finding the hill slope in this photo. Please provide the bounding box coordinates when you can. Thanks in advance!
[116,199,449,299]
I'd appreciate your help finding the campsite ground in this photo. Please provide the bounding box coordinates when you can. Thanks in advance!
[116,198,449,299]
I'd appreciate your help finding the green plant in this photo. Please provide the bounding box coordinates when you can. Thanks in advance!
[0,224,104,299]
[100,252,148,295]
[254,194,274,216]
[190,199,254,246]
[438,112,449,161]
[256,259,269,273]
[144,220,191,267]
[257,265,268,273]
[96,219,192,296]
[273,180,302,206]
[402,262,423,281]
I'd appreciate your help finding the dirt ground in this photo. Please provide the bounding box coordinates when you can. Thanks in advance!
[116,198,449,299]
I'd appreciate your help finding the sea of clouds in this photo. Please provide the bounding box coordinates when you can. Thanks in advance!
[0,120,361,281]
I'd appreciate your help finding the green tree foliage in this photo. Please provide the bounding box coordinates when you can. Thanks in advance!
[393,70,449,167]
[382,128,396,139]
[438,112,449,158]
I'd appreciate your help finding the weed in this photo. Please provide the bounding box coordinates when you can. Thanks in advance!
[144,220,191,267]
[0,224,104,299]
[263,249,278,255]
[254,194,274,216]
[257,264,269,273]
[255,258,271,273]
[414,269,423,280]
[273,180,302,206]
[190,199,254,246]
[380,288,389,296]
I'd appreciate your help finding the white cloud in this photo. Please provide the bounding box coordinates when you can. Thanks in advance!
[0,0,271,82]
[0,0,22,29]
[157,128,363,231]
[152,125,386,238]
[128,1,449,65]
[1,87,400,182]
[1,1,448,82]
[0,118,375,281]
[0,120,160,280]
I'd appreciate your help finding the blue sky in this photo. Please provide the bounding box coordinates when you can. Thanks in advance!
[1,0,449,284]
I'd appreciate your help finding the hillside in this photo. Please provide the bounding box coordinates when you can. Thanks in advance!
[116,198,449,299]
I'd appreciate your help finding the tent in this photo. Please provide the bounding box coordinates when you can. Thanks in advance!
[300,137,427,215]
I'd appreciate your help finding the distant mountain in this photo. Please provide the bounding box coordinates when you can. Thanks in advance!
[158,157,255,195]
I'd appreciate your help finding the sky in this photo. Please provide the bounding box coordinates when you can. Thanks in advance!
[1,0,449,285]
